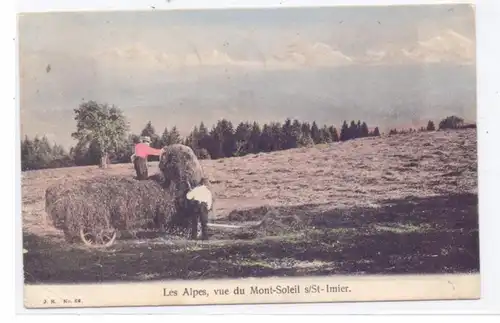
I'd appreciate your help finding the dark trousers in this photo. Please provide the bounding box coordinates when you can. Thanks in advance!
[133,156,149,180]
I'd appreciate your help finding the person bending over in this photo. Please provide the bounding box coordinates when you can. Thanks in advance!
[132,136,162,180]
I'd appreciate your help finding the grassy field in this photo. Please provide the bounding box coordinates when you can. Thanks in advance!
[21,129,479,284]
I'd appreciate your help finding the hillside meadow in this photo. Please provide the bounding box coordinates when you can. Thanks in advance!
[21,129,479,283]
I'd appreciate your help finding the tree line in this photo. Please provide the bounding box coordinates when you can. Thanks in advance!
[388,120,437,135]
[20,100,472,171]
[387,116,475,135]
[138,117,380,161]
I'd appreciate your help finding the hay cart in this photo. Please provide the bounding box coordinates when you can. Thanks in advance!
[77,225,119,248]
[44,176,180,248]
[48,202,174,248]
[75,213,173,248]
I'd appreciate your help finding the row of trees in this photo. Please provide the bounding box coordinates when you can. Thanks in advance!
[388,116,475,135]
[138,118,381,161]
[20,100,472,171]
[388,120,436,135]
[21,136,73,171]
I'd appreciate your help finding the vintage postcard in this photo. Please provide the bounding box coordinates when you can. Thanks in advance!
[18,3,479,309]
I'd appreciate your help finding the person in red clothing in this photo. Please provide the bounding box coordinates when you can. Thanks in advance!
[132,136,163,180]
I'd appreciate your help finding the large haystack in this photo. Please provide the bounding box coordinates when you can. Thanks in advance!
[158,144,206,194]
[158,144,216,213]
[158,144,218,235]
[45,175,180,245]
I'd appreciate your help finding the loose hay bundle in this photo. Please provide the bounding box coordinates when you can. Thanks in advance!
[45,175,179,245]
[218,206,305,238]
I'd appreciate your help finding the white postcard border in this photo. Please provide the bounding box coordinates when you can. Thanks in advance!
[5,0,500,315]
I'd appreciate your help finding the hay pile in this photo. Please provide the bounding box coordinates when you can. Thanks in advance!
[45,175,179,242]
[158,144,216,219]
[159,144,207,194]
[45,144,217,244]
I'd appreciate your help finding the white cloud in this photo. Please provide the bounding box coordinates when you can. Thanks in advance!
[91,39,356,71]
[94,44,266,70]
[402,29,475,64]
[271,41,353,68]
[21,27,475,92]
[95,43,174,68]
[90,28,474,72]
[309,42,354,64]
[184,49,263,68]
[361,29,475,65]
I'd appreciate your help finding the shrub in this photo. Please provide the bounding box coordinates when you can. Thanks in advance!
[439,116,464,130]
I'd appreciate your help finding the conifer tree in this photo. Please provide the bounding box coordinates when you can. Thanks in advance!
[160,127,170,147]
[349,120,358,140]
[234,121,252,156]
[260,123,273,152]
[141,121,157,139]
[340,120,349,141]
[248,122,262,154]
[361,122,369,137]
[311,121,321,144]
[427,120,436,131]
[166,126,182,146]
[321,125,332,143]
[328,126,339,142]
[291,119,303,148]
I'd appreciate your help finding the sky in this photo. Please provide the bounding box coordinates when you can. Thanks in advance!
[18,4,477,148]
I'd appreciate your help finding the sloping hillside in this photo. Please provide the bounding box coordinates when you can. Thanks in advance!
[21,129,479,283]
